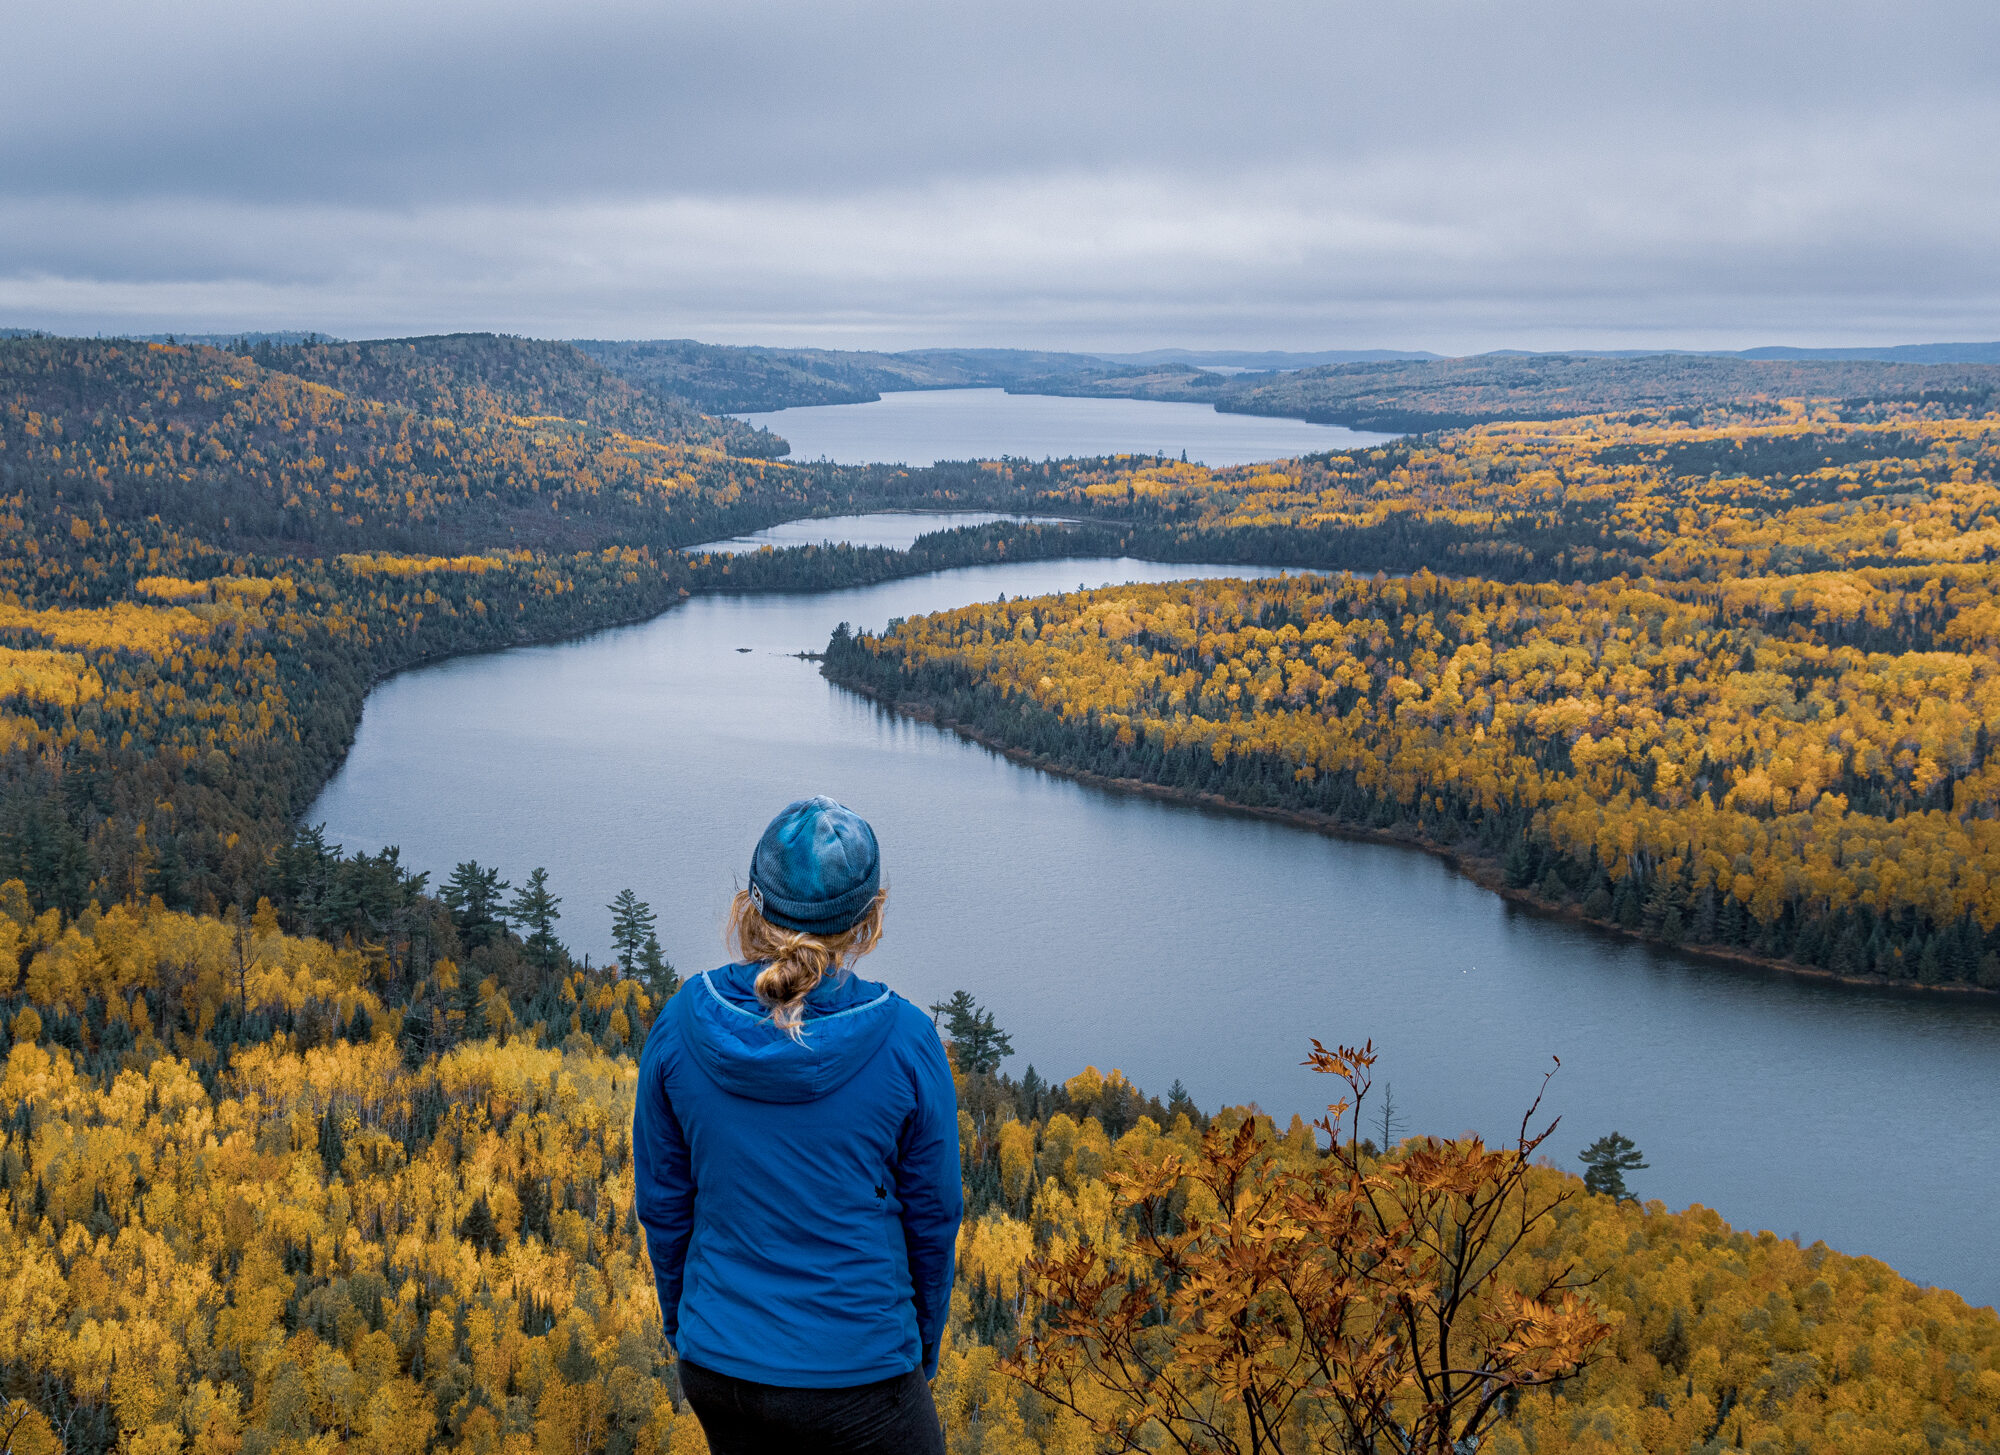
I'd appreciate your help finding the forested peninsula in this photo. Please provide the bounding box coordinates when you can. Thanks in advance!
[827,405,2000,993]
[0,331,1996,1453]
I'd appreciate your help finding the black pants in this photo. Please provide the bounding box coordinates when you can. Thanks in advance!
[678,1359,946,1455]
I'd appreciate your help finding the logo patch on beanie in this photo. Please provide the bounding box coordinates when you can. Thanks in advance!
[749,884,765,913]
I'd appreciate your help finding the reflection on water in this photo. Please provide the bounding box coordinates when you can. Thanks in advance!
[312,551,2000,1306]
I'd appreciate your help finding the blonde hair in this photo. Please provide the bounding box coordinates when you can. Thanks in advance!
[726,888,887,1037]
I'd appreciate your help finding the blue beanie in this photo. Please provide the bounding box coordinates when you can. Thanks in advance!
[747,796,882,935]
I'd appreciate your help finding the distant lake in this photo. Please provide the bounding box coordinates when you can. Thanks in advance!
[736,387,1393,467]
[692,511,1073,555]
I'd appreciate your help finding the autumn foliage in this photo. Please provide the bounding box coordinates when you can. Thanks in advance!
[933,1058,2000,1454]
[0,914,1988,1455]
[829,407,2000,987]
[1007,1041,1609,1453]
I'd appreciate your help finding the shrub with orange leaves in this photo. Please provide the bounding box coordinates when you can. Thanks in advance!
[1007,1040,1610,1453]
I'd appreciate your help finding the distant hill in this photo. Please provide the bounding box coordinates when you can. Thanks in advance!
[1217,353,2000,430]
[573,339,1116,414]
[1475,343,2000,364]
[1012,351,2000,431]
[1733,342,2000,364]
[0,333,810,555]
[139,330,348,348]
[1200,343,2000,366]
[1093,347,1441,368]
[0,329,786,453]
[250,333,782,457]
[2,329,349,346]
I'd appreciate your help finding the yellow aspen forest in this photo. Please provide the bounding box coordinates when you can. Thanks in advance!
[0,892,1990,1455]
[947,399,2000,584]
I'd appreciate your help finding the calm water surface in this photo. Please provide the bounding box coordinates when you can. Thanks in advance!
[312,532,2000,1306]
[737,387,1394,467]
[693,511,1072,555]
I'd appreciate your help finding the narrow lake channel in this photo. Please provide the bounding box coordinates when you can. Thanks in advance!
[311,520,2000,1307]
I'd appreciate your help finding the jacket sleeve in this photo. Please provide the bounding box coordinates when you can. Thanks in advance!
[632,1025,695,1345]
[893,1016,964,1380]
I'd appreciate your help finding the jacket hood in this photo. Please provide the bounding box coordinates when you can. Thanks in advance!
[676,962,900,1104]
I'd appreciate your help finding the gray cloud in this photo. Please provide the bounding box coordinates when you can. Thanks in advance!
[4,0,1997,348]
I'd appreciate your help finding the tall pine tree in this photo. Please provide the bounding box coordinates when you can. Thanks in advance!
[508,868,563,971]
[608,889,657,971]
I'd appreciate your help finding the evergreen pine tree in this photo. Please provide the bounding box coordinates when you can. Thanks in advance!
[558,1325,595,1385]
[459,1192,500,1255]
[1018,1064,1046,1119]
[1579,1132,1648,1201]
[441,861,510,947]
[508,868,563,970]
[934,990,1013,1075]
[607,888,657,971]
[635,932,679,1000]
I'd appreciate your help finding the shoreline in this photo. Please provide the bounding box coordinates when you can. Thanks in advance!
[834,677,2000,1004]
[304,542,1199,823]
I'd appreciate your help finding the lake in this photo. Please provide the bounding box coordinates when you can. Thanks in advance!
[735,387,1394,467]
[692,511,1073,555]
[311,523,2000,1308]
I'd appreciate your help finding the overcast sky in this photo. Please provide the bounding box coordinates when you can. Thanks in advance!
[4,0,1997,352]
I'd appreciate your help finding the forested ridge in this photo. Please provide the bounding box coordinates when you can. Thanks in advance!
[2,332,1998,1451]
[0,337,807,557]
[1010,352,2000,433]
[239,337,787,462]
[572,341,1112,416]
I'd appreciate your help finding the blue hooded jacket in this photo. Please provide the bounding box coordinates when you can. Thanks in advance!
[633,962,962,1387]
